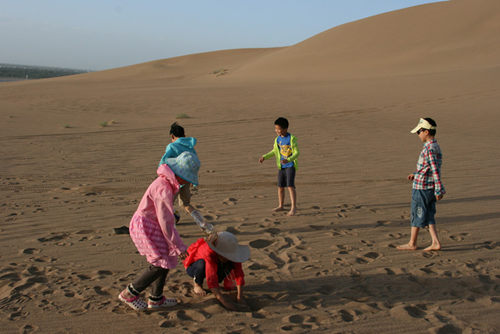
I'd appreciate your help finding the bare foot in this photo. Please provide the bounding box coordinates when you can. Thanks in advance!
[193,283,207,296]
[272,206,285,212]
[397,243,417,251]
[287,208,297,216]
[423,245,441,251]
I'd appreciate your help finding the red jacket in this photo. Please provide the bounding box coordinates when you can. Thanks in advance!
[183,238,245,289]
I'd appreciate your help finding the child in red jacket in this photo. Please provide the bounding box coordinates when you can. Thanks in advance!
[183,231,250,311]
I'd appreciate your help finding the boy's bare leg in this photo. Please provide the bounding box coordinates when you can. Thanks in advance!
[397,226,420,250]
[424,224,441,251]
[287,187,297,216]
[193,282,207,296]
[273,187,285,211]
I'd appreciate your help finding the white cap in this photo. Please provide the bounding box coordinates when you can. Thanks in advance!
[411,118,436,133]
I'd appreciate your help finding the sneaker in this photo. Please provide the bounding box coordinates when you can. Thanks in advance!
[118,292,147,311]
[148,296,178,309]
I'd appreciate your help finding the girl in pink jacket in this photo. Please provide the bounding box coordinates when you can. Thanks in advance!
[119,152,200,311]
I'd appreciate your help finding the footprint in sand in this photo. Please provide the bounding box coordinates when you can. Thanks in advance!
[222,198,238,205]
[279,314,319,332]
[30,256,56,263]
[449,233,470,241]
[249,239,275,249]
[390,304,427,320]
[360,240,374,247]
[384,268,396,275]
[309,224,330,231]
[331,228,359,237]
[75,229,102,235]
[37,233,70,243]
[364,252,382,260]
[9,310,29,321]
[202,213,218,221]
[19,248,41,255]
[263,227,281,235]
[375,220,392,227]
[330,309,360,323]
[19,324,39,334]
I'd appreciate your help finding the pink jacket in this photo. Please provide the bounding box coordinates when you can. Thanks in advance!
[129,164,188,269]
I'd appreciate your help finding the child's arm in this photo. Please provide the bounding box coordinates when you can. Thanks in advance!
[154,196,187,256]
[210,287,237,311]
[260,149,275,163]
[236,285,246,305]
[427,147,445,198]
[260,137,278,163]
[288,136,300,162]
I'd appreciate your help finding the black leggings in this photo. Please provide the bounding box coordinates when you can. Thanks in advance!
[186,259,233,286]
[130,265,169,297]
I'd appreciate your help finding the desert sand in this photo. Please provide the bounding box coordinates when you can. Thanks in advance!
[2,0,500,333]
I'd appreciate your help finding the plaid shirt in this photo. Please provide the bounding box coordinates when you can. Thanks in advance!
[413,139,445,196]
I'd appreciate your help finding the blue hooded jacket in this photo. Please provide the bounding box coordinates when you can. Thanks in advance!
[158,137,198,166]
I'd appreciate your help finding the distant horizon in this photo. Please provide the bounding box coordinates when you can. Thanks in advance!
[1,0,443,71]
[0,63,93,72]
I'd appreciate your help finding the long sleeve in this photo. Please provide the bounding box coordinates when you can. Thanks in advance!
[288,136,300,162]
[427,148,445,196]
[154,192,187,256]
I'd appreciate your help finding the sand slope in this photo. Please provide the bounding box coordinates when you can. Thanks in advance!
[1,0,500,333]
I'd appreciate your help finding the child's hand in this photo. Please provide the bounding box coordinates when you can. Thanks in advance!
[178,251,188,260]
[281,159,289,164]
[259,157,265,163]
[407,173,415,181]
[219,295,237,311]
[236,297,247,306]
[436,195,444,201]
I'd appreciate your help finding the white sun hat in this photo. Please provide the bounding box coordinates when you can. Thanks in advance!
[208,231,250,263]
[411,118,437,133]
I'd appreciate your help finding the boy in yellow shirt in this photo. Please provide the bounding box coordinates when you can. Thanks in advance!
[259,117,300,216]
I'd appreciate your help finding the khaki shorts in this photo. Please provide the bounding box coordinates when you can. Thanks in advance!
[174,183,191,207]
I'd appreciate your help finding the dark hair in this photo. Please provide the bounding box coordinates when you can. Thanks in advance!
[274,117,289,129]
[169,122,185,137]
[423,117,437,136]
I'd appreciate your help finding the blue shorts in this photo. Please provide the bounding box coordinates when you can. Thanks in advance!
[411,189,436,228]
[278,167,296,188]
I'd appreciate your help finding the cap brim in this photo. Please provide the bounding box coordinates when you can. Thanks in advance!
[410,125,421,133]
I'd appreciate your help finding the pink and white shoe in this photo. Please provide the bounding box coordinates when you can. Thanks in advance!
[119,292,147,311]
[148,296,178,309]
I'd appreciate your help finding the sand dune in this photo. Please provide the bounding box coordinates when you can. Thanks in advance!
[1,0,500,333]
[232,0,500,80]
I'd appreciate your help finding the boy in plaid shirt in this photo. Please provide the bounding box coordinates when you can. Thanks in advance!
[398,118,445,251]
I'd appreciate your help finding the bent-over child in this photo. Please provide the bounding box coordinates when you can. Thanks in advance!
[183,231,250,311]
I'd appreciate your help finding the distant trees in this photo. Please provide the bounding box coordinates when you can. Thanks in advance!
[0,64,90,80]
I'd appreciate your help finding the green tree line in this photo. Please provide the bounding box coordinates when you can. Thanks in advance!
[0,64,90,80]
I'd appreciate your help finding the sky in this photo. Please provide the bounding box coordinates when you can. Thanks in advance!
[1,0,443,71]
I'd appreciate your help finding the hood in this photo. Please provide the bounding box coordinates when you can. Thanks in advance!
[156,164,180,192]
[174,137,197,149]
